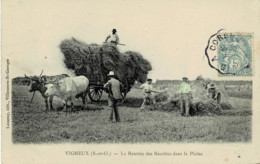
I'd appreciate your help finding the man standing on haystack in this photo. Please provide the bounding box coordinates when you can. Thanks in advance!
[179,77,193,117]
[105,29,119,46]
[140,78,156,109]
[104,71,123,122]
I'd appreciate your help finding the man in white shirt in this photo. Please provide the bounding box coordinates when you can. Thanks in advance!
[140,79,156,109]
[105,29,119,46]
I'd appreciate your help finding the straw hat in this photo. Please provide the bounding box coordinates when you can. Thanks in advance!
[209,83,215,88]
[107,71,115,77]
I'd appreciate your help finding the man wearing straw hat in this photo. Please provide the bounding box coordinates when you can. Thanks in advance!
[179,77,193,117]
[104,71,123,122]
[207,82,221,103]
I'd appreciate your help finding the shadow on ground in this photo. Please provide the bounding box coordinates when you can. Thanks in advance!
[55,104,104,112]
[89,97,143,108]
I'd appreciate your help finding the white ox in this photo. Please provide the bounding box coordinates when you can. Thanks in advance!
[45,76,89,113]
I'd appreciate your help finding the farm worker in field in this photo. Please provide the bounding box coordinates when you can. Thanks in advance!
[140,78,156,109]
[105,29,119,46]
[179,77,193,116]
[206,83,221,103]
[104,71,123,122]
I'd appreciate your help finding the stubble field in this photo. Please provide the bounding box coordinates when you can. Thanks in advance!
[12,85,252,143]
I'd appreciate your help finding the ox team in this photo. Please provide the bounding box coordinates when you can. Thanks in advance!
[27,71,124,121]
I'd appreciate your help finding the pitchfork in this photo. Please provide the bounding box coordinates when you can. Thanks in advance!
[29,70,44,108]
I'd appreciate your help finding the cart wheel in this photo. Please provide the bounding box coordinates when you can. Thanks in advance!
[88,87,103,102]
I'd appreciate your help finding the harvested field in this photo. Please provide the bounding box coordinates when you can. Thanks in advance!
[12,84,252,143]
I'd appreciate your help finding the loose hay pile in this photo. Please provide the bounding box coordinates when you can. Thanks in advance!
[59,38,152,88]
[154,91,170,102]
[148,77,233,116]
[190,78,232,112]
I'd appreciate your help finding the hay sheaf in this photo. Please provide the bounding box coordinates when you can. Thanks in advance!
[154,91,170,102]
[190,79,231,105]
[149,99,228,116]
[59,38,152,86]
[148,77,233,115]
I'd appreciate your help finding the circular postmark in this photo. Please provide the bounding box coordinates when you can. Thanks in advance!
[205,30,253,76]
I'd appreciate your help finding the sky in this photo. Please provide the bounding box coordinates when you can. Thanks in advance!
[2,0,259,80]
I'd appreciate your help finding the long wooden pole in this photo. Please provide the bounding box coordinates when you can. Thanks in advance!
[29,92,36,108]
[103,42,125,46]
[39,70,44,77]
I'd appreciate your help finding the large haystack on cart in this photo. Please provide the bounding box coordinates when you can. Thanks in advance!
[60,38,152,102]
[68,47,129,102]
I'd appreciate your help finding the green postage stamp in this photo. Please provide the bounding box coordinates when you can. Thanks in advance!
[205,30,253,76]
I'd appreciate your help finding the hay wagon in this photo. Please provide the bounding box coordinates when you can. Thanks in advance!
[70,47,129,102]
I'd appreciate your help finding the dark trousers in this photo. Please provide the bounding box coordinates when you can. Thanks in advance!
[109,99,120,122]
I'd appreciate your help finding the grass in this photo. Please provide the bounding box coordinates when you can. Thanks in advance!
[12,85,252,143]
[226,88,252,99]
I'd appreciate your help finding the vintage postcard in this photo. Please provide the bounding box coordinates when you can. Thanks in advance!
[1,0,260,163]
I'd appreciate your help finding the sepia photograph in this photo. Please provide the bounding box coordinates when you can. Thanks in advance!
[1,0,260,163]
